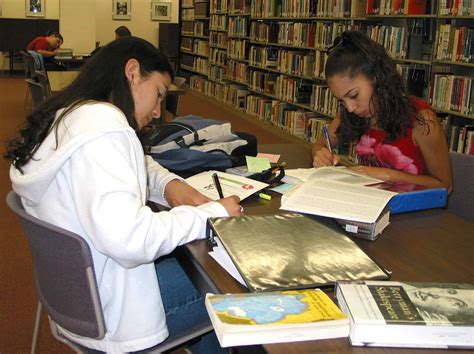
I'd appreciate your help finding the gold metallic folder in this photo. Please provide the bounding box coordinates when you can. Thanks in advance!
[207,213,389,292]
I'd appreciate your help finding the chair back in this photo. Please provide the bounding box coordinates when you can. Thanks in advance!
[26,79,47,108]
[166,77,186,119]
[21,51,38,79]
[20,51,32,78]
[36,71,52,98]
[448,152,474,223]
[6,191,106,340]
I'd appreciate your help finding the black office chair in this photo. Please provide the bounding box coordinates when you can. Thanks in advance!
[448,152,474,223]
[25,79,47,108]
[166,76,186,119]
[6,191,213,354]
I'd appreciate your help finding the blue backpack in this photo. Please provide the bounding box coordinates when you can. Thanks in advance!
[142,115,257,177]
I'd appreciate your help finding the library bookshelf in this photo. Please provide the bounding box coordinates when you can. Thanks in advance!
[177,0,474,156]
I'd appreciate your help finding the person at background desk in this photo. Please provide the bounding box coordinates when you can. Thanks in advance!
[311,31,452,193]
[27,31,64,69]
[6,37,241,353]
[91,26,132,56]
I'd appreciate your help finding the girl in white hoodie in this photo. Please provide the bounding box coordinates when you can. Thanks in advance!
[6,37,241,353]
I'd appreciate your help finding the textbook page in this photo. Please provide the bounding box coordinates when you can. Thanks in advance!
[186,170,268,201]
[285,167,383,185]
[280,179,397,223]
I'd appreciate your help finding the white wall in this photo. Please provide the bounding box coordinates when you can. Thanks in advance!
[60,0,96,53]
[1,0,179,69]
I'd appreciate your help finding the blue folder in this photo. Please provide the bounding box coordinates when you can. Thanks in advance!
[374,183,448,214]
[386,187,447,214]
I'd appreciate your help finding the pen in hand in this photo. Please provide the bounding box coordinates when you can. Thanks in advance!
[322,126,336,166]
[212,172,225,199]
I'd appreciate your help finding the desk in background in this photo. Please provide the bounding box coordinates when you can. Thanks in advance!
[175,143,474,354]
[47,70,185,111]
[47,70,80,93]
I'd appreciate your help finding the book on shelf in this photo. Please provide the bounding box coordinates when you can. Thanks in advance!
[206,212,389,292]
[334,206,391,241]
[336,280,474,349]
[205,289,350,347]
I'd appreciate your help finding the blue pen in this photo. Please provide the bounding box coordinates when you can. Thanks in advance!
[323,126,332,154]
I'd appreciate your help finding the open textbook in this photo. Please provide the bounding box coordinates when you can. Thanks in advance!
[280,178,397,223]
[186,170,268,201]
[284,166,383,186]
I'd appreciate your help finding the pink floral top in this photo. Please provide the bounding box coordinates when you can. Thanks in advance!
[354,97,430,175]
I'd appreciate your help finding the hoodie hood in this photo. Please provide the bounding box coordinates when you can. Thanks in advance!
[10,102,136,205]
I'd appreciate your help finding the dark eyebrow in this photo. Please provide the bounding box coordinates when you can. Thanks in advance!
[343,88,357,98]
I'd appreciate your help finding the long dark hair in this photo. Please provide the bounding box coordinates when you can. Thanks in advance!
[325,31,423,143]
[5,36,174,172]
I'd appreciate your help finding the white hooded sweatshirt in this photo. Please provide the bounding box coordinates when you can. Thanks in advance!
[10,102,228,353]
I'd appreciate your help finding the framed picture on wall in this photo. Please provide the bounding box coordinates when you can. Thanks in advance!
[26,0,45,17]
[151,1,171,21]
[113,0,131,20]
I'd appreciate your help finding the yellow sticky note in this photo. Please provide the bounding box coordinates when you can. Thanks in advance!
[246,156,271,173]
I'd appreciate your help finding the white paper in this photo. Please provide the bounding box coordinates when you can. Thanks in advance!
[209,238,247,287]
[280,179,396,223]
[186,170,268,201]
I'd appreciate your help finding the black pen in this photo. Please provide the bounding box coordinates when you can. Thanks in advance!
[212,172,225,199]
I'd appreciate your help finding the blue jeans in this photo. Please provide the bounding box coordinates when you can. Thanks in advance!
[149,254,226,354]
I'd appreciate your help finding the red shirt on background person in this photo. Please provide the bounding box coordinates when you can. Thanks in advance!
[27,33,63,58]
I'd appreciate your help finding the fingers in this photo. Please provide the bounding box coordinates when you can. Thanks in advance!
[313,148,338,167]
[217,195,243,217]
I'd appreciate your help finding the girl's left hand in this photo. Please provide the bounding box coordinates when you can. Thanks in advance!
[164,179,212,207]
[348,166,394,181]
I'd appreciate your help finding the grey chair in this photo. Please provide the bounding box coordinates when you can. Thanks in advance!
[25,79,47,108]
[165,76,186,119]
[6,191,213,354]
[447,152,474,223]
[36,71,52,98]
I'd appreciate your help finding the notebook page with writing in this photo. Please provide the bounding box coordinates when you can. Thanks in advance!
[280,179,396,223]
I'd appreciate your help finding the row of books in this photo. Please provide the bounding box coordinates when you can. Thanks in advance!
[209,65,226,82]
[430,74,473,116]
[210,32,228,47]
[248,69,277,94]
[250,0,367,17]
[228,0,251,14]
[182,8,196,21]
[228,38,248,59]
[181,38,210,57]
[210,14,227,31]
[226,59,249,84]
[448,123,474,155]
[367,0,428,15]
[195,1,210,16]
[210,47,227,65]
[275,75,313,104]
[228,16,249,37]
[210,0,228,13]
[435,25,474,64]
[310,84,338,116]
[439,0,474,15]
[366,25,409,60]
[249,46,278,69]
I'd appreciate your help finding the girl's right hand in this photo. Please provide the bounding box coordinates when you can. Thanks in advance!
[312,147,340,167]
[217,195,243,216]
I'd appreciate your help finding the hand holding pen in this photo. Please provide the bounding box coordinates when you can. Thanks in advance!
[313,126,340,167]
[212,172,243,216]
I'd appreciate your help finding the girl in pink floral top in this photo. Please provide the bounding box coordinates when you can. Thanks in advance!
[311,31,452,192]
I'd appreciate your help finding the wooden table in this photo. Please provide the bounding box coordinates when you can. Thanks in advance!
[47,70,80,93]
[175,144,474,354]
